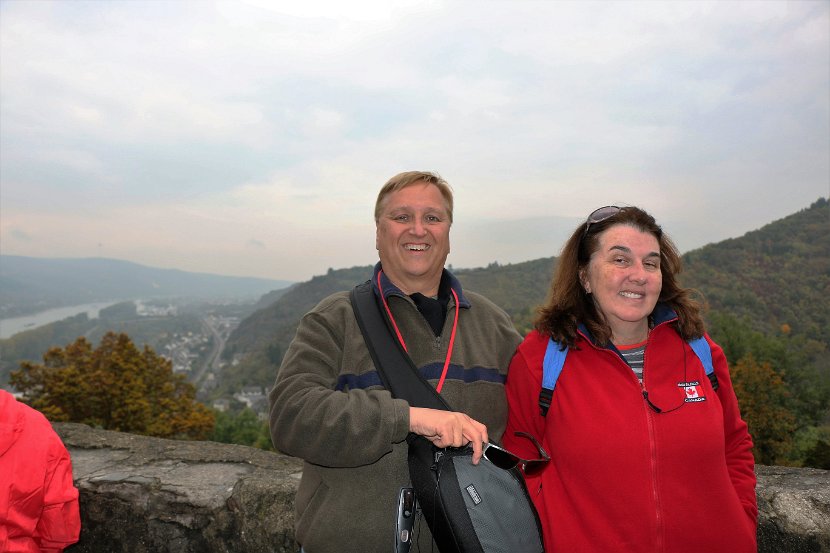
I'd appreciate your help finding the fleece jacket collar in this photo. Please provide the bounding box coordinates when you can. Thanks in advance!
[577,302,680,361]
[371,262,471,309]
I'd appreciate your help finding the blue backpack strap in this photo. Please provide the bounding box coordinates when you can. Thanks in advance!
[539,339,569,417]
[688,336,719,391]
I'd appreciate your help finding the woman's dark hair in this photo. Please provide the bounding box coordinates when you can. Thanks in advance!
[534,206,705,347]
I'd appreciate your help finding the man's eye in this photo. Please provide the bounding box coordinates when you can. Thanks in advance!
[394,214,409,222]
[426,215,441,223]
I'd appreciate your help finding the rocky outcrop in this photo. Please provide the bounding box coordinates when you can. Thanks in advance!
[757,465,830,552]
[58,423,301,553]
[56,423,829,553]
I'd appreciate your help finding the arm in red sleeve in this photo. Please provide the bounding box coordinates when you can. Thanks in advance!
[34,438,80,552]
[503,338,548,466]
[708,335,758,526]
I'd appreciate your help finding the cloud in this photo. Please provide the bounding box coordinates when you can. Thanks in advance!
[0,0,827,280]
[6,228,33,243]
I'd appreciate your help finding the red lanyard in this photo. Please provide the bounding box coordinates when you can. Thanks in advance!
[377,270,460,393]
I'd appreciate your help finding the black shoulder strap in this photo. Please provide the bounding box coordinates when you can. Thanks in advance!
[350,280,450,411]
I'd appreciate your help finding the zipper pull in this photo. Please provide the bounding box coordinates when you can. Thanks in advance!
[431,449,444,472]
[643,390,662,413]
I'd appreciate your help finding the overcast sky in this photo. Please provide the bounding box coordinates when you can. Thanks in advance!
[1,0,828,282]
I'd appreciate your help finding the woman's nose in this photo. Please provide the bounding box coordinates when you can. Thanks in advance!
[629,263,648,283]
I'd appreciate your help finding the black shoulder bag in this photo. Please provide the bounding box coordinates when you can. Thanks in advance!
[350,281,545,553]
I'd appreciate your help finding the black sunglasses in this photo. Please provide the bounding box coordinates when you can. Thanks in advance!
[482,431,550,476]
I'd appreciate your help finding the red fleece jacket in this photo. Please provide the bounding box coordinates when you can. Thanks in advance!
[0,391,81,552]
[503,323,757,553]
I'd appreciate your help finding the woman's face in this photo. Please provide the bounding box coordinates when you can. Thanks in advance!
[580,223,662,343]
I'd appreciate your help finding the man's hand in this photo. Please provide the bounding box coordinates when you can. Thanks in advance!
[409,407,488,463]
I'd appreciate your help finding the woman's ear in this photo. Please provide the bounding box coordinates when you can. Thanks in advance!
[579,268,591,294]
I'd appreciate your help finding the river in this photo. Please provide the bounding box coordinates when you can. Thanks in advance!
[0,302,118,339]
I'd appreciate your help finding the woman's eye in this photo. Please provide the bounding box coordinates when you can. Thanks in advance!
[394,214,409,222]
[426,215,441,223]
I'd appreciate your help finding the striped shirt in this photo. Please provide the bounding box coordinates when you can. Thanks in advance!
[618,341,647,383]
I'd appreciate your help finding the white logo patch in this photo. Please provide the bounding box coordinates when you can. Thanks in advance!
[465,484,482,505]
[678,380,707,402]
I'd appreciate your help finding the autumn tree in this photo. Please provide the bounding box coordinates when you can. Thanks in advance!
[10,332,214,440]
[730,354,797,465]
[708,312,830,467]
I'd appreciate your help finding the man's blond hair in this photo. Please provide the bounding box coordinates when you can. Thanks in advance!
[374,171,453,223]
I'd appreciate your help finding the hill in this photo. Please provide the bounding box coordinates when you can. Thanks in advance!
[681,198,829,343]
[223,257,556,366]
[217,199,829,397]
[0,256,292,318]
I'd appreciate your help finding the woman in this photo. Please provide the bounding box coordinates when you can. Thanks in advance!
[503,206,757,552]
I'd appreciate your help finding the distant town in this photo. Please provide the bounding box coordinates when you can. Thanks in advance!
[132,301,268,418]
[0,296,272,420]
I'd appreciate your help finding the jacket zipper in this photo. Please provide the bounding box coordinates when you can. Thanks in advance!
[579,321,676,553]
[644,398,664,553]
[642,330,664,553]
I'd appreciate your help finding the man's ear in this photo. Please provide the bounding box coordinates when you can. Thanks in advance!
[375,226,380,251]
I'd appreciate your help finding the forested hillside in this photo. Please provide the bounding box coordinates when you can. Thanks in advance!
[215,266,375,396]
[215,258,557,396]
[5,199,828,466]
[221,198,829,466]
[682,198,829,343]
[223,199,829,391]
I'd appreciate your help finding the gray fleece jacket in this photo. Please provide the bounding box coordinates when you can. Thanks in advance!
[268,266,521,553]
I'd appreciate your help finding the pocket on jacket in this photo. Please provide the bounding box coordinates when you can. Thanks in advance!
[295,469,329,537]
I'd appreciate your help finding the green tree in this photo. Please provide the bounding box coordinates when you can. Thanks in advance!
[804,439,830,470]
[10,331,214,440]
[211,408,273,450]
[708,312,830,467]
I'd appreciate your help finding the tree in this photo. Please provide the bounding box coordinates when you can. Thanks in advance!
[708,312,830,468]
[211,407,274,450]
[730,354,797,465]
[266,342,282,366]
[804,439,830,470]
[10,332,214,440]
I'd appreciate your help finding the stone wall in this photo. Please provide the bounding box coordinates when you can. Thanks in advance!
[56,423,830,553]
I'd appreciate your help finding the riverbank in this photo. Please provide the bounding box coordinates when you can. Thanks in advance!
[0,301,117,339]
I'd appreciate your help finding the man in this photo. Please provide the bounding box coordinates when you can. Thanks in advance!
[269,171,521,552]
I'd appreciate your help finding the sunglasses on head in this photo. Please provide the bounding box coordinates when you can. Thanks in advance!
[582,205,623,239]
[482,431,550,476]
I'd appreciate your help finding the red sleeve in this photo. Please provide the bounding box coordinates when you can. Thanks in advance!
[708,334,758,526]
[503,337,548,466]
[34,439,80,552]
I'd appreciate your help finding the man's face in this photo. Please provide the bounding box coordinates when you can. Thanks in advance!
[375,181,451,296]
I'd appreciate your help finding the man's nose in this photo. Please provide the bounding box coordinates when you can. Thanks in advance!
[410,218,427,235]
